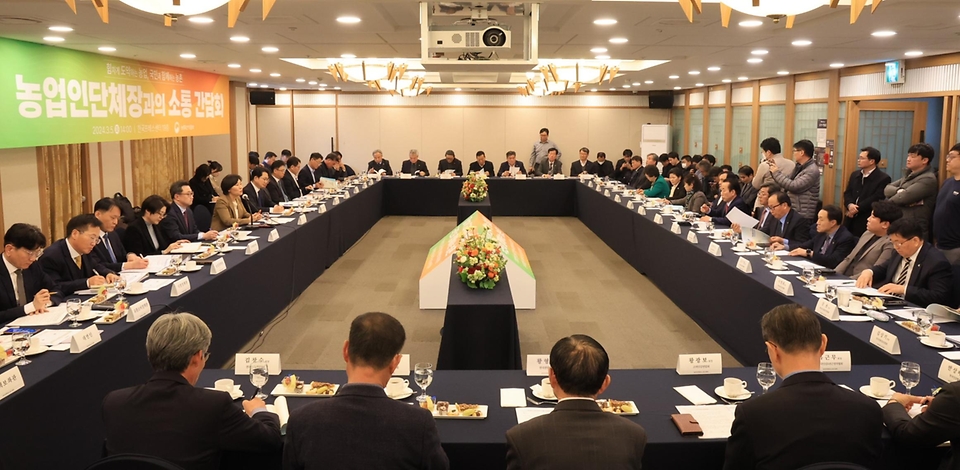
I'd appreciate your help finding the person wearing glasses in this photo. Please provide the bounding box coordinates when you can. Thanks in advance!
[40,214,119,296]
[103,312,281,470]
[123,195,188,257]
[160,181,219,243]
[1,223,62,323]
[91,197,149,272]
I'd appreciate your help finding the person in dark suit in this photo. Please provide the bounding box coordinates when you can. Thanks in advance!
[843,147,891,237]
[160,181,219,243]
[91,198,149,272]
[298,153,323,193]
[627,156,652,190]
[189,163,220,215]
[123,195,185,257]
[244,167,279,214]
[766,191,813,249]
[282,156,304,200]
[401,149,430,176]
[469,151,495,177]
[738,166,759,208]
[856,217,955,307]
[787,205,858,269]
[595,152,614,179]
[835,201,902,278]
[316,153,346,182]
[614,149,634,184]
[732,185,778,237]
[40,214,118,296]
[331,151,356,178]
[247,151,262,178]
[497,151,527,177]
[661,152,680,178]
[438,150,463,176]
[663,167,687,201]
[883,381,960,470]
[506,335,646,470]
[569,147,599,177]
[699,179,749,227]
[283,312,448,470]
[534,148,563,177]
[723,304,883,470]
[267,160,291,203]
[103,312,281,470]
[672,174,708,213]
[1,223,61,324]
[367,149,393,175]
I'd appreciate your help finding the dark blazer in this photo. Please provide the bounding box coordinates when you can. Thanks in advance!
[283,383,448,470]
[597,160,614,178]
[0,260,61,324]
[297,165,319,193]
[569,160,599,177]
[266,176,288,203]
[741,184,759,208]
[438,158,463,176]
[666,183,687,201]
[39,239,114,295]
[535,159,563,177]
[282,171,302,200]
[506,399,646,470]
[869,242,954,307]
[243,183,275,214]
[723,371,882,470]
[705,196,750,227]
[497,161,527,177]
[763,209,813,246]
[468,161,495,176]
[367,159,393,175]
[614,158,633,183]
[794,225,858,269]
[91,231,127,272]
[122,217,170,257]
[401,160,430,176]
[753,207,775,233]
[160,203,200,242]
[883,381,960,470]
[844,168,892,237]
[627,169,646,190]
[103,371,281,470]
[189,176,218,213]
[317,163,346,181]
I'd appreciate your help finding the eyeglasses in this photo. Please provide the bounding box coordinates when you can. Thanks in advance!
[20,247,43,260]
[180,191,195,197]
[202,350,210,361]
[892,238,918,248]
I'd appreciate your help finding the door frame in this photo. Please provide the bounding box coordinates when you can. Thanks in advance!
[842,100,927,193]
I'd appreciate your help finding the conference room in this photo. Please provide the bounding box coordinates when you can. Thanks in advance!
[3,0,960,469]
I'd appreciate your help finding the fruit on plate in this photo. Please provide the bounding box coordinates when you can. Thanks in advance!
[91,285,109,304]
[420,396,434,411]
[283,374,301,393]
[305,382,336,395]
[598,399,634,414]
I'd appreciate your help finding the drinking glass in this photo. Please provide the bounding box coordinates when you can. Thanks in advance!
[414,362,434,404]
[915,310,935,336]
[172,255,185,275]
[763,246,775,263]
[249,364,269,400]
[825,285,838,303]
[757,362,776,394]
[66,297,82,328]
[731,230,741,246]
[899,361,921,396]
[707,221,715,232]
[114,277,127,305]
[12,332,31,366]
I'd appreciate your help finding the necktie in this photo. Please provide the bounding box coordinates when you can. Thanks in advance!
[820,235,832,255]
[279,181,289,202]
[549,162,554,173]
[181,208,190,232]
[14,268,26,307]
[103,235,117,263]
[258,190,265,208]
[896,258,911,286]
[74,256,82,269]
[759,210,768,228]
[775,221,784,238]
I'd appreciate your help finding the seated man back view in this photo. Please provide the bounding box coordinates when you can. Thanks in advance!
[723,304,882,470]
[506,335,647,470]
[102,312,281,470]
[284,312,448,470]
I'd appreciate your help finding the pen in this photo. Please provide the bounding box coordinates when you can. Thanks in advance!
[93,269,101,276]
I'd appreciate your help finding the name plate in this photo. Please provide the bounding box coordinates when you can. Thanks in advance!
[70,324,101,353]
[587,181,594,188]
[319,204,327,213]
[653,214,663,224]
[354,186,360,194]
[604,190,611,197]
[245,241,259,255]
[686,231,699,244]
[638,206,647,216]
[595,184,602,192]
[334,197,342,206]
[815,298,840,321]
[515,173,527,180]
[671,222,682,234]
[708,242,722,256]
[614,195,621,203]
[127,298,151,323]
[399,173,413,179]
[774,276,794,296]
[737,257,753,273]
[392,354,411,376]
[626,201,635,209]
[938,359,960,383]
[210,257,227,275]
[267,229,279,242]
[552,174,566,180]
[676,353,723,375]
[439,173,453,180]
[526,354,551,376]
[869,325,901,355]
[297,214,307,225]
[820,351,851,371]
[235,353,282,375]
[170,276,191,297]
[0,366,24,402]
[343,191,350,199]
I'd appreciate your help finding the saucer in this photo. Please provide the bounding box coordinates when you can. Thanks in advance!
[765,264,788,271]
[205,384,244,400]
[920,337,955,349]
[839,306,867,315]
[714,386,751,401]
[74,310,101,322]
[859,385,894,400]
[530,384,558,401]
[385,387,414,400]
[180,265,203,273]
[123,287,149,295]
[24,344,48,356]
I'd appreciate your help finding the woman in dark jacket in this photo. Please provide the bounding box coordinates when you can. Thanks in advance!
[189,162,220,213]
[122,195,184,256]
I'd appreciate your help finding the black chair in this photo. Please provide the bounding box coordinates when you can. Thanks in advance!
[194,204,212,232]
[796,463,871,470]
[84,454,185,470]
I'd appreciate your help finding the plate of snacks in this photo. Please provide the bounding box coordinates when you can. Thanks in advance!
[271,374,339,397]
[596,399,639,416]
[94,309,126,324]
[193,248,218,260]
[432,401,488,419]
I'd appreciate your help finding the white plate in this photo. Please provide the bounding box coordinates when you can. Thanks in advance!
[920,337,955,349]
[596,400,640,416]
[764,264,788,270]
[433,404,489,420]
[840,306,867,315]
[530,384,557,401]
[859,385,894,400]
[385,387,414,400]
[74,310,101,322]
[25,344,48,356]
[714,386,752,401]
[123,287,149,295]
[180,265,203,273]
[205,384,243,400]
[94,311,126,324]
[270,383,339,398]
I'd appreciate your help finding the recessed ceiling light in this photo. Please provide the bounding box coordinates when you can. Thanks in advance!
[230,36,250,42]
[674,86,682,90]
[227,63,241,68]
[609,88,616,91]
[180,53,196,59]
[622,84,631,88]
[262,46,279,53]
[319,83,328,87]
[905,51,924,57]
[296,78,306,83]
[250,68,261,73]
[595,55,610,60]
[590,47,608,53]
[689,70,700,75]
[308,81,318,85]
[455,88,462,91]
[751,49,769,55]
[333,87,341,90]
[792,39,812,46]
[48,26,73,32]
[270,73,281,77]
[259,84,268,88]
[722,79,732,83]
[632,82,641,86]
[590,88,597,92]
[669,75,680,79]
[707,66,721,71]
[279,87,287,91]
[830,63,845,68]
[738,76,749,80]
[341,53,356,58]
[777,71,790,75]
[594,19,617,26]
[98,46,116,52]
[188,16,214,24]
[337,16,361,24]
[43,36,65,42]
[739,20,763,27]
[747,58,763,64]
[644,80,653,84]
[872,30,896,37]
[609,37,628,44]
[695,83,704,87]
[248,83,258,87]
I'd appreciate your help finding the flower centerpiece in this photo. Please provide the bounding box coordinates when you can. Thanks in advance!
[455,227,507,289]
[461,172,488,202]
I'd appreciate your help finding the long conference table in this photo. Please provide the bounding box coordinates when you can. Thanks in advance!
[2,177,956,470]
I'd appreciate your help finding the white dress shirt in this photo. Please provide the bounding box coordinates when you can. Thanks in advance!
[896,247,920,296]
[3,255,35,314]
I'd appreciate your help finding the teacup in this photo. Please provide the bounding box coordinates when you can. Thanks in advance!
[847,300,863,314]
[127,281,145,293]
[812,280,827,293]
[723,378,748,397]
[80,303,93,316]
[215,378,234,392]
[386,377,409,396]
[184,260,198,270]
[541,377,555,399]
[837,289,852,307]
[870,377,895,397]
[770,261,786,270]
[928,330,947,347]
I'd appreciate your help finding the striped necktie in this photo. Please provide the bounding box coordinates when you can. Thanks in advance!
[895,257,911,286]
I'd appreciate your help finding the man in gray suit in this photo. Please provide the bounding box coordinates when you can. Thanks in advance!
[535,148,563,177]
[835,200,902,278]
[506,335,647,470]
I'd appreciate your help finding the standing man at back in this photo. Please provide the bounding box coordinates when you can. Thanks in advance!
[284,312,448,470]
[753,138,795,198]
[769,139,821,222]
[530,127,560,172]
[506,335,646,470]
[885,142,940,240]
[843,146,891,237]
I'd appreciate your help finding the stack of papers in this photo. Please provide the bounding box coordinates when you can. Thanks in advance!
[515,407,553,424]
[122,255,174,274]
[7,308,68,327]
[674,385,718,405]
[674,405,738,439]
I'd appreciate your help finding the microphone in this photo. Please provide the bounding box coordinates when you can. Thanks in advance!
[240,194,256,221]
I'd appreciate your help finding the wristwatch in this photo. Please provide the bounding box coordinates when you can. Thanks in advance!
[806,249,813,258]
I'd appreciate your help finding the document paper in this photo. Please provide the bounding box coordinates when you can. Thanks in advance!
[675,405,738,439]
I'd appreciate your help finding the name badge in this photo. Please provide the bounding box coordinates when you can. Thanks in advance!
[820,351,851,371]
[245,241,259,255]
[869,325,901,355]
[0,367,24,402]
[526,354,551,376]
[604,190,611,197]
[708,242,722,256]
[676,353,722,375]
[210,257,227,275]
[938,359,960,383]
[614,195,621,203]
[70,324,101,354]
[235,353,282,375]
[297,214,307,225]
[815,298,840,321]
[736,257,753,273]
[627,201,635,209]
[653,214,663,224]
[774,276,794,296]
[127,298,151,323]
[267,229,280,242]
[686,231,699,244]
[638,206,647,216]
[170,276,191,297]
[671,222,682,234]
[392,354,411,376]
